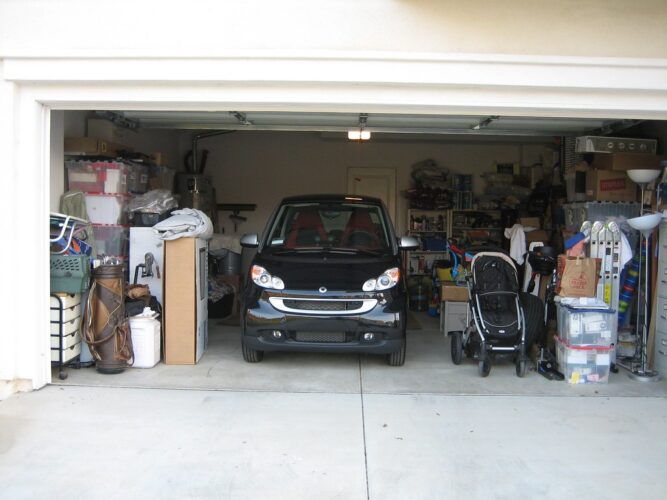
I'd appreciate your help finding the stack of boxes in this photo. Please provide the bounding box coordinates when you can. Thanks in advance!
[65,159,149,263]
[556,303,615,384]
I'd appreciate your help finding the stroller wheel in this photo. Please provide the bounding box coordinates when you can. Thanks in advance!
[478,358,491,377]
[450,332,463,365]
[516,358,528,378]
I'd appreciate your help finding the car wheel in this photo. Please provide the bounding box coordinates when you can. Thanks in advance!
[387,338,406,366]
[242,341,264,363]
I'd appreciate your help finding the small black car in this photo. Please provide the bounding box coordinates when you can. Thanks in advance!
[240,194,419,366]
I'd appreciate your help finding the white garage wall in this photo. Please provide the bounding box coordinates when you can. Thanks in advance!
[205,131,555,236]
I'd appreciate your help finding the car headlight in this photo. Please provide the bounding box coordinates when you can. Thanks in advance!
[251,265,285,290]
[362,267,400,291]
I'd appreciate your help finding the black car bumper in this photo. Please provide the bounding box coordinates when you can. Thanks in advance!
[242,290,406,354]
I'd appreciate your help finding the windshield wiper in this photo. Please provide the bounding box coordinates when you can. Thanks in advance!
[329,247,383,256]
[272,247,325,255]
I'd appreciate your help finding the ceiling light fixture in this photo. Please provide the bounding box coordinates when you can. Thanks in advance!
[348,113,371,141]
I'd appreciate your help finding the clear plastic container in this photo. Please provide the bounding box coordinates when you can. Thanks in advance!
[85,194,130,224]
[66,160,129,193]
[127,163,149,194]
[556,337,611,384]
[558,304,615,347]
[91,224,129,257]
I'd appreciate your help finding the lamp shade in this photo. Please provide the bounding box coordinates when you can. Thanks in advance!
[627,213,662,235]
[627,169,661,184]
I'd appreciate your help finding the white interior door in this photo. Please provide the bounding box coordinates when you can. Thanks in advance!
[347,167,397,224]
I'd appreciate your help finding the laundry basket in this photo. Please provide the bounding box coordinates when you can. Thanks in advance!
[50,255,91,293]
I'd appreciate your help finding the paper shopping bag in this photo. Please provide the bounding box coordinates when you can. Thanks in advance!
[556,255,600,298]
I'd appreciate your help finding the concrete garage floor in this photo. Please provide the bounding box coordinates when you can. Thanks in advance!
[2,314,667,499]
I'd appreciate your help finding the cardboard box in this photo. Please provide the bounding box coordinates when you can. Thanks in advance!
[440,283,468,302]
[591,153,667,172]
[519,217,540,229]
[163,237,208,364]
[526,229,550,245]
[149,152,167,166]
[87,118,131,144]
[64,137,132,157]
[586,170,637,202]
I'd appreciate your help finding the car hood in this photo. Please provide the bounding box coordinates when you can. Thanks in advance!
[255,254,399,292]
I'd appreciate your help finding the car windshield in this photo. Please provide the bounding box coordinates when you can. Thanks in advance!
[265,202,392,253]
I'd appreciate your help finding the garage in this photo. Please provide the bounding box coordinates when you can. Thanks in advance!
[38,105,666,385]
[3,1,667,497]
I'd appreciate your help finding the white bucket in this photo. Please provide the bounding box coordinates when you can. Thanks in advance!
[129,313,161,368]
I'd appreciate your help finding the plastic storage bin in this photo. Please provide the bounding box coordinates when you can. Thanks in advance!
[556,337,611,384]
[85,194,130,224]
[127,163,149,193]
[50,256,90,293]
[66,160,129,193]
[557,304,615,346]
[92,224,129,257]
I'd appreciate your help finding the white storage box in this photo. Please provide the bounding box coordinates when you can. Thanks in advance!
[556,338,611,384]
[558,304,615,347]
[441,301,468,335]
[85,194,129,224]
[129,313,161,368]
[51,342,81,363]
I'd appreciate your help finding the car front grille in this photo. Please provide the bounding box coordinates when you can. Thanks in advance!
[283,300,363,312]
[295,332,346,343]
[268,297,377,315]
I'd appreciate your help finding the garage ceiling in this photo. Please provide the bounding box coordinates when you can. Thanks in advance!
[118,111,638,138]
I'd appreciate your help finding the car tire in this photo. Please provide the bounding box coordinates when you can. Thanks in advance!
[387,338,406,366]
[242,341,264,363]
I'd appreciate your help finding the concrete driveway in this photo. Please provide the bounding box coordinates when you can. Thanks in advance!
[2,319,667,499]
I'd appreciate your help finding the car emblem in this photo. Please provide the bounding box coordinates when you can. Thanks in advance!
[319,287,327,294]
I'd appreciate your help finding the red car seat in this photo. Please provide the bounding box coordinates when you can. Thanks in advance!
[284,208,328,247]
[341,209,382,249]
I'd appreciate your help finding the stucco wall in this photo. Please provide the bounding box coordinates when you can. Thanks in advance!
[1,1,666,59]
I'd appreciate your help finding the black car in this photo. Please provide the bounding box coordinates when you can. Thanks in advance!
[240,194,419,366]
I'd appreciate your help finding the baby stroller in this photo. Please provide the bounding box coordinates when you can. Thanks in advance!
[450,249,528,377]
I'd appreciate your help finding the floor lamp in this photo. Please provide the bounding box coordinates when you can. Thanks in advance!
[626,169,662,381]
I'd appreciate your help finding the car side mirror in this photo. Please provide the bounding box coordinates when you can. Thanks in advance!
[240,233,259,248]
[398,236,420,250]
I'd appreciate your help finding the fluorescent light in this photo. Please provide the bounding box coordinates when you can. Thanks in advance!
[348,130,371,140]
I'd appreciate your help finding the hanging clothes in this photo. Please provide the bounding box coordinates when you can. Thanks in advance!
[504,223,526,265]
